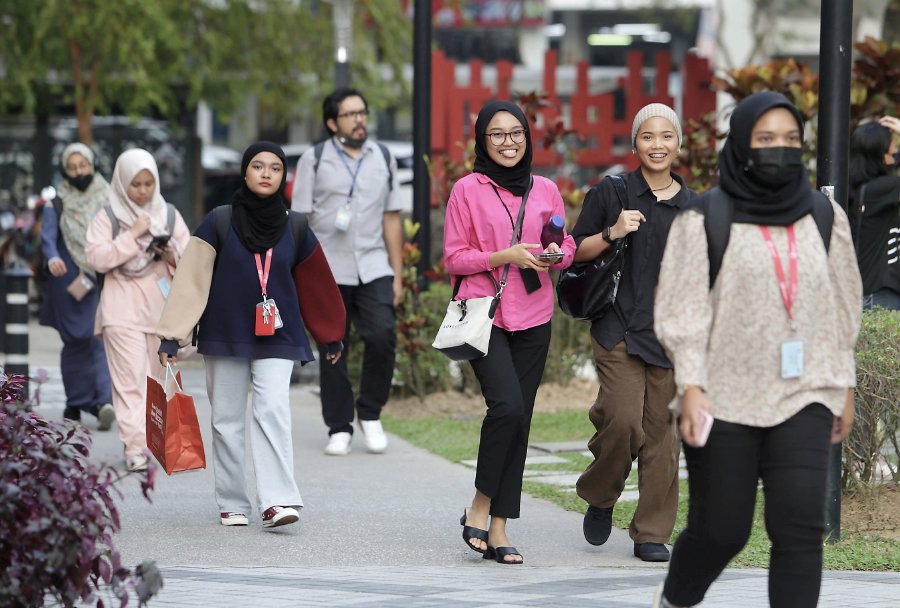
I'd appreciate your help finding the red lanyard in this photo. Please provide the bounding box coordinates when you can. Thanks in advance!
[758,225,798,321]
[254,249,273,297]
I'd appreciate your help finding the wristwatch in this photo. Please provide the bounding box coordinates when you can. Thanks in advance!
[602,226,616,244]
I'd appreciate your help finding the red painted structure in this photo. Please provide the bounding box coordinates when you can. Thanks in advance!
[430,49,715,173]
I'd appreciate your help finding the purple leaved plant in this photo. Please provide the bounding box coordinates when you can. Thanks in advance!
[0,370,162,607]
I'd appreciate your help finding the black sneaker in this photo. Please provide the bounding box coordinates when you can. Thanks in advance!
[63,407,82,422]
[583,505,614,546]
[634,542,670,562]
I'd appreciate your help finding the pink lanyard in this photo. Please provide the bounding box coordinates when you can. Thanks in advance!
[758,225,798,321]
[254,249,273,298]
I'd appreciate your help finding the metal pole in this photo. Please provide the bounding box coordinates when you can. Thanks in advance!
[332,0,353,88]
[816,0,854,543]
[4,265,32,399]
[412,0,432,280]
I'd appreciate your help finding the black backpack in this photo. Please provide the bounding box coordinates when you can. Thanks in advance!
[210,204,307,262]
[702,187,833,288]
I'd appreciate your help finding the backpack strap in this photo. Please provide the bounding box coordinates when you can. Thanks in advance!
[312,139,393,191]
[810,190,833,253]
[104,205,119,239]
[704,187,733,289]
[165,203,175,233]
[213,204,232,250]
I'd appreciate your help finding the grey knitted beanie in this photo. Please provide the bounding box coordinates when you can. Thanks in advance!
[631,103,682,148]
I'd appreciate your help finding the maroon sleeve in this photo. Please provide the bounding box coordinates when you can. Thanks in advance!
[293,243,346,346]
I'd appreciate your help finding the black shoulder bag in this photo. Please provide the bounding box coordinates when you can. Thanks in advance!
[556,175,628,321]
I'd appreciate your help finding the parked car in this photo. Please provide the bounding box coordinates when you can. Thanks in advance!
[284,140,414,212]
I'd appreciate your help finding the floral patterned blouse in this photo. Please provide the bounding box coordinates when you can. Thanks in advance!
[654,200,862,427]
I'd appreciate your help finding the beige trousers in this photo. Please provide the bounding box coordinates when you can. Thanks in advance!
[102,326,164,459]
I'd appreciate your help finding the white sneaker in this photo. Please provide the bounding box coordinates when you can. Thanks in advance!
[126,454,149,472]
[262,506,300,528]
[96,403,116,431]
[359,419,388,454]
[324,432,352,456]
[220,512,249,526]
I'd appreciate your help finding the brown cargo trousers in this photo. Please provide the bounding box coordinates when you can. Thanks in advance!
[575,339,680,544]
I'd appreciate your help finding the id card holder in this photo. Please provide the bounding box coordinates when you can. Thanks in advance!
[267,298,284,329]
[255,300,276,336]
[781,339,804,379]
[157,277,171,299]
[334,205,352,231]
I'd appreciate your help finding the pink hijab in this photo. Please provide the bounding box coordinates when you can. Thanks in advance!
[108,148,170,277]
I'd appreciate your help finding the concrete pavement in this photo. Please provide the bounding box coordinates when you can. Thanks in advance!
[21,319,900,607]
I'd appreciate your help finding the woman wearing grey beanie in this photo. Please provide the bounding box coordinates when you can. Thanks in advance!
[569,103,696,563]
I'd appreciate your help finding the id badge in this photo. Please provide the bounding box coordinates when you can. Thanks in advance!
[255,300,276,336]
[781,339,804,379]
[157,277,171,299]
[334,206,352,231]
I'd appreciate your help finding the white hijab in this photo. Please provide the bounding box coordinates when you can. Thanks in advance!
[108,148,169,277]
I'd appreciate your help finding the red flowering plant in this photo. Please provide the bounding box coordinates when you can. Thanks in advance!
[0,369,162,607]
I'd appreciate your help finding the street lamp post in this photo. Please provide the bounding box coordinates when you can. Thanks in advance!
[413,0,432,279]
[332,0,353,88]
[816,0,854,543]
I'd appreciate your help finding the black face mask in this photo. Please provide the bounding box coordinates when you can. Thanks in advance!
[891,151,900,169]
[338,135,366,149]
[66,173,94,192]
[746,147,804,187]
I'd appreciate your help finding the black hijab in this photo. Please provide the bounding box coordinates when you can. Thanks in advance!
[473,101,533,196]
[230,141,290,253]
[719,91,813,225]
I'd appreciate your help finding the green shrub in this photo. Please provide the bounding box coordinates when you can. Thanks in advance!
[844,308,900,489]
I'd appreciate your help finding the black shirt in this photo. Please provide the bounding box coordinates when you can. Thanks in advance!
[571,169,696,368]
[850,174,900,296]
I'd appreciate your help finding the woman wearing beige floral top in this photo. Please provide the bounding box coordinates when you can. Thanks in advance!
[652,92,861,608]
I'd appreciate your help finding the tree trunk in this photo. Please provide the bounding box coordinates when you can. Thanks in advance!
[67,0,93,144]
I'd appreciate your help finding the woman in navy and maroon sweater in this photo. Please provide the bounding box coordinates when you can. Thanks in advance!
[157,141,345,529]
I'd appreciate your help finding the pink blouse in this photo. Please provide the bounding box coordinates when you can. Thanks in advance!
[443,173,576,331]
[86,209,191,334]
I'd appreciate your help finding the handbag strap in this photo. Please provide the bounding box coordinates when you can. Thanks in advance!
[452,176,533,300]
[854,183,867,247]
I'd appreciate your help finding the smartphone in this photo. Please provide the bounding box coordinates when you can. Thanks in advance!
[535,251,564,264]
[695,409,714,447]
[146,234,171,252]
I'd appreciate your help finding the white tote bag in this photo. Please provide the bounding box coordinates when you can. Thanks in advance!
[432,295,497,361]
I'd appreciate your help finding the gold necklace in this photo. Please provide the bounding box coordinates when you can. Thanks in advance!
[651,177,675,192]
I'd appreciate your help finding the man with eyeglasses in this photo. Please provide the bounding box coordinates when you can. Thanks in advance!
[291,87,402,456]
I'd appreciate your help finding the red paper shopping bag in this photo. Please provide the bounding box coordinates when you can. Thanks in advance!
[146,366,206,475]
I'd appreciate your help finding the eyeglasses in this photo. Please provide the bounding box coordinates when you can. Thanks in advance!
[337,109,369,120]
[486,129,526,146]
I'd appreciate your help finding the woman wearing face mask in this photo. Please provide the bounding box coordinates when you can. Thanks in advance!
[86,148,190,471]
[652,92,861,607]
[156,142,345,529]
[39,143,114,429]
[571,103,696,564]
[444,101,576,564]
[848,116,900,310]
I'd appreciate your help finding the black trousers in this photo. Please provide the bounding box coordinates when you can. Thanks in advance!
[664,404,833,608]
[469,322,551,519]
[319,276,396,435]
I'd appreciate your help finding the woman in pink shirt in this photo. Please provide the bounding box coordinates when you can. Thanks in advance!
[446,100,576,564]
[86,149,190,471]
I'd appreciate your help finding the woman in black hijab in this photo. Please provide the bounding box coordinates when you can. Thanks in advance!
[652,92,862,606]
[156,142,346,529]
[443,101,576,563]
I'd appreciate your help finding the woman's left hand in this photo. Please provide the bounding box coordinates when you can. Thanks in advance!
[831,388,855,444]
[325,351,342,365]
